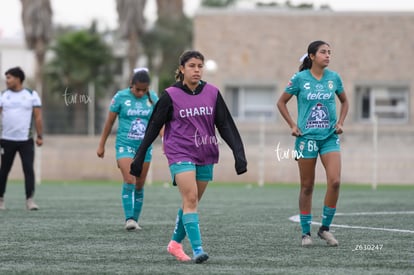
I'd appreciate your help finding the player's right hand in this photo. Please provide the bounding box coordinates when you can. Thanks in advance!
[291,125,302,137]
[97,147,105,158]
[130,159,142,177]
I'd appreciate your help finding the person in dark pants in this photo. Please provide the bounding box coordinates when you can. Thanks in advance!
[0,67,43,210]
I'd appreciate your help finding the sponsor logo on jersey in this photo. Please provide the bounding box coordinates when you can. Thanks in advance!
[124,100,131,106]
[304,82,311,90]
[315,84,324,92]
[127,109,151,116]
[128,118,146,140]
[179,106,214,118]
[307,92,332,100]
[305,103,330,129]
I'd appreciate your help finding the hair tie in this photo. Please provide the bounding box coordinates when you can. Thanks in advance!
[133,67,149,73]
[299,53,308,62]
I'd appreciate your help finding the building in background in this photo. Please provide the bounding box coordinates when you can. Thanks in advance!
[3,8,413,184]
[193,9,414,184]
[194,9,413,127]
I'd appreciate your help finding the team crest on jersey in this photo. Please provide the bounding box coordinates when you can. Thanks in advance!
[328,80,334,90]
[306,103,330,129]
[128,118,146,140]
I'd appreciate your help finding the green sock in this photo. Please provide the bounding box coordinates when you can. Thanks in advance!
[122,183,134,221]
[133,189,144,222]
[182,213,203,253]
[321,206,336,229]
[300,214,312,236]
[171,208,186,243]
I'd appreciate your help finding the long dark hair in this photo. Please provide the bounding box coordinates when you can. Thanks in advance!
[299,40,329,72]
[175,50,205,82]
[131,69,153,105]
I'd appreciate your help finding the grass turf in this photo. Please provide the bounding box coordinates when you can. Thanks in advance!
[0,181,413,274]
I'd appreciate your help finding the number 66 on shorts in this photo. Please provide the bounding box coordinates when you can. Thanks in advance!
[295,134,340,159]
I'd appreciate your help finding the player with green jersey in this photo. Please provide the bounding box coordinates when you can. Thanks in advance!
[111,85,157,160]
[97,68,160,231]
[286,69,343,140]
[277,41,349,247]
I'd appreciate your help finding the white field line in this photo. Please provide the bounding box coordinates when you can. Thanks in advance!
[288,211,414,234]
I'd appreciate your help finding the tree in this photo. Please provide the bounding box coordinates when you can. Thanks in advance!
[142,0,192,93]
[116,0,147,75]
[20,0,52,94]
[45,25,114,134]
[156,0,184,19]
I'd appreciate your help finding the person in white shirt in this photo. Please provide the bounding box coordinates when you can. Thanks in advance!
[0,67,43,210]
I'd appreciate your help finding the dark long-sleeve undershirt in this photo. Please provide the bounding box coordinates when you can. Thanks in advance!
[130,81,247,177]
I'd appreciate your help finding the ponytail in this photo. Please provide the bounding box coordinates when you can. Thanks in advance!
[175,68,184,82]
[299,55,312,71]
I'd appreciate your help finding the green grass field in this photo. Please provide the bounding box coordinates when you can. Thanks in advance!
[0,181,413,274]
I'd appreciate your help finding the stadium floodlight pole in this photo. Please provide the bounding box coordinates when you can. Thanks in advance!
[88,82,95,137]
[372,114,378,190]
[35,80,42,185]
[258,115,265,187]
[145,73,157,186]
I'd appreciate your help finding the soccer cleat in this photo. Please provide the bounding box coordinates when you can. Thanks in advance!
[26,198,39,210]
[125,219,141,231]
[318,228,339,246]
[301,234,313,247]
[167,240,191,262]
[0,198,5,210]
[193,248,209,264]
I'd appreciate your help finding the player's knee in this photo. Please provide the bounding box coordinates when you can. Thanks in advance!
[329,178,341,191]
[135,180,145,190]
[183,194,198,210]
[301,184,314,196]
[124,176,136,185]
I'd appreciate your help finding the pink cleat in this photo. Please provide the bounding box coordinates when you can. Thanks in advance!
[167,240,191,262]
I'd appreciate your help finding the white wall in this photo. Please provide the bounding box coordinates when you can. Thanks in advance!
[0,37,35,90]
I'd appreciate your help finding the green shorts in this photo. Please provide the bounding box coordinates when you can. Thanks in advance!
[116,144,152,162]
[295,134,340,159]
[169,161,214,185]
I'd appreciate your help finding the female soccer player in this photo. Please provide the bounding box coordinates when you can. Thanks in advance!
[130,50,247,263]
[97,68,159,231]
[277,40,349,247]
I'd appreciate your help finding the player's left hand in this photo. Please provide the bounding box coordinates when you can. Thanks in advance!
[335,123,344,134]
[36,137,43,146]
